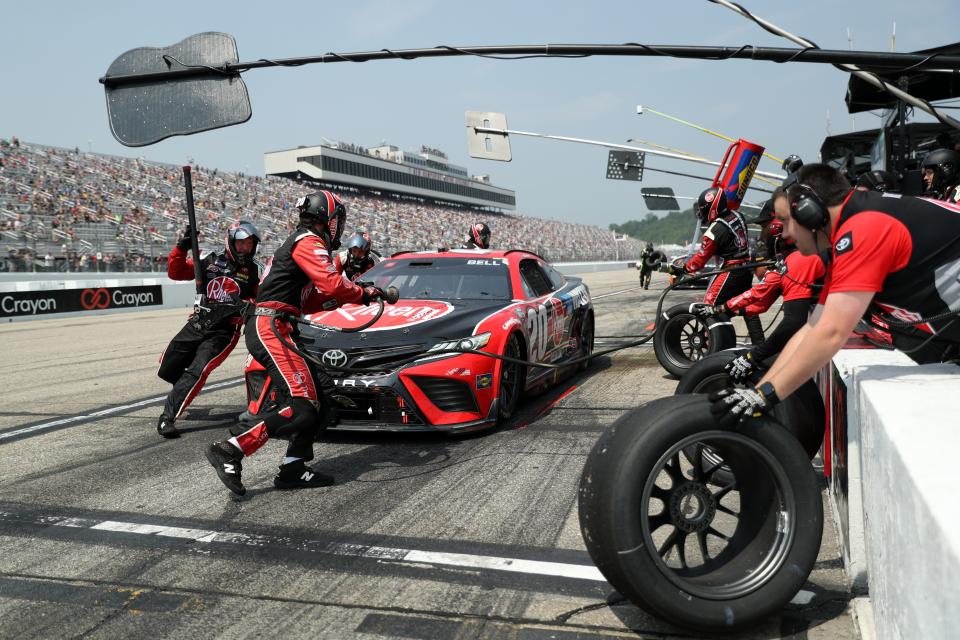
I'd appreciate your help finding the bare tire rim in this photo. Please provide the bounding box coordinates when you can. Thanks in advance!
[640,430,797,600]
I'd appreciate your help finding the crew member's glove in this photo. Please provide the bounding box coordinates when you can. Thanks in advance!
[665,263,686,277]
[176,225,193,251]
[361,286,385,305]
[708,383,779,428]
[688,302,722,319]
[725,351,757,383]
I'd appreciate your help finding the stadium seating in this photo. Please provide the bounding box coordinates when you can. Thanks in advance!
[0,139,644,272]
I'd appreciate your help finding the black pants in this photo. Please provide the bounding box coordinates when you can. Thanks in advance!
[157,321,240,421]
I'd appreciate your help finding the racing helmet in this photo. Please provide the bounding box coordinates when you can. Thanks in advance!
[763,217,792,257]
[469,222,491,249]
[645,241,654,251]
[855,170,898,193]
[921,149,960,195]
[782,154,804,174]
[225,220,260,266]
[695,187,729,223]
[344,231,372,267]
[296,191,347,250]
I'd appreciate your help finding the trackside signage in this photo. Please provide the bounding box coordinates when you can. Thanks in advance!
[0,285,163,318]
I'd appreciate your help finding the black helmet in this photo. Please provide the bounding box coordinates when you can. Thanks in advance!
[469,222,491,249]
[296,191,347,250]
[855,170,898,193]
[782,154,804,174]
[645,241,654,251]
[225,220,260,266]
[750,198,775,226]
[695,187,729,223]
[344,231,372,267]
[921,149,960,196]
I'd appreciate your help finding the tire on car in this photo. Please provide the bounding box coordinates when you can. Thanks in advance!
[578,395,823,633]
[654,303,737,378]
[496,332,526,421]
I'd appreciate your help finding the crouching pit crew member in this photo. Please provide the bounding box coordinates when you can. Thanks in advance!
[710,163,960,426]
[694,193,825,382]
[671,186,765,344]
[205,191,390,495]
[156,221,260,439]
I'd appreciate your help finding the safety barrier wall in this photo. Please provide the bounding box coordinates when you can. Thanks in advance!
[829,349,960,640]
[0,262,634,321]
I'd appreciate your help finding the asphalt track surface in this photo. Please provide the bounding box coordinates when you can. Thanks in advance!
[0,270,858,640]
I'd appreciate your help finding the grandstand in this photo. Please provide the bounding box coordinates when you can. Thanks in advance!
[0,137,643,272]
[265,141,516,211]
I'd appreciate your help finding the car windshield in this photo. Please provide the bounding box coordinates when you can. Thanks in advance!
[363,257,512,301]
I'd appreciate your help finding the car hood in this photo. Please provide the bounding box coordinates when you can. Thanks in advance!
[299,298,517,350]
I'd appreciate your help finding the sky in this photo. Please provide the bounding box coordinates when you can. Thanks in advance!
[2,0,958,227]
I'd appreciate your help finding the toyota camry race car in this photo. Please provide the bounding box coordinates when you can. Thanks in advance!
[243,249,594,432]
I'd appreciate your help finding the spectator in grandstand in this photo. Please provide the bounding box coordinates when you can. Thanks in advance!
[462,222,491,249]
[710,163,960,427]
[921,149,960,203]
[205,191,386,495]
[156,221,261,439]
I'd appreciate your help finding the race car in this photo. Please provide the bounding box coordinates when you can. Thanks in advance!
[243,249,594,432]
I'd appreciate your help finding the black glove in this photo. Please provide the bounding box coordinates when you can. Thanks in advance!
[361,286,384,305]
[176,225,193,251]
[724,351,756,383]
[665,262,685,277]
[708,384,779,429]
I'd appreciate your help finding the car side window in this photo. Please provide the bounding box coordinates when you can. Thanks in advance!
[519,259,554,298]
[544,264,566,290]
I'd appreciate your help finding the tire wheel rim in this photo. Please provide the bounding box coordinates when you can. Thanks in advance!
[581,319,594,359]
[499,337,522,413]
[663,314,710,368]
[640,430,797,600]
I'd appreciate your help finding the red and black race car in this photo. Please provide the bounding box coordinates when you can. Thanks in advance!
[243,249,594,432]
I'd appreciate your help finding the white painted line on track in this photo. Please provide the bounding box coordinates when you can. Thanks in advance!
[591,285,646,300]
[0,378,243,441]
[17,512,606,582]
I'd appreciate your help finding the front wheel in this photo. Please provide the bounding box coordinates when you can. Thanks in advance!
[496,333,526,421]
[578,395,823,633]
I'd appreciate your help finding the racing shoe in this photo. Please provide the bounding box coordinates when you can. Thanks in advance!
[273,461,335,490]
[157,415,180,439]
[205,441,245,496]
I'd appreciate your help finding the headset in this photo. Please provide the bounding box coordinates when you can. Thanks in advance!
[788,183,831,231]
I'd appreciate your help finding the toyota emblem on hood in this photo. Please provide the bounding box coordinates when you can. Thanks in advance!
[321,349,348,368]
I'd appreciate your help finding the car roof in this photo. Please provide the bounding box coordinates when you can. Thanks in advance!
[388,248,548,262]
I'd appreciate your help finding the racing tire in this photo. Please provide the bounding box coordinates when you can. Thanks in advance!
[496,333,526,422]
[577,313,595,372]
[578,395,823,633]
[654,304,736,378]
[673,348,750,395]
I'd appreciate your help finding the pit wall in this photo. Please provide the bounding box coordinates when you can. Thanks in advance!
[828,349,960,640]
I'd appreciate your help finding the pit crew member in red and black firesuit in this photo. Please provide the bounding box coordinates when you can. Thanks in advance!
[710,163,960,427]
[156,221,261,439]
[670,186,765,344]
[462,222,491,249]
[335,231,378,282]
[921,149,960,203]
[205,191,390,495]
[697,195,826,383]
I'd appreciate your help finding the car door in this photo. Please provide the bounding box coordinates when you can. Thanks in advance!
[518,258,564,372]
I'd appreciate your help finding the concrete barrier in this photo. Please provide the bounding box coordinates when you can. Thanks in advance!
[0,273,194,322]
[828,349,960,639]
